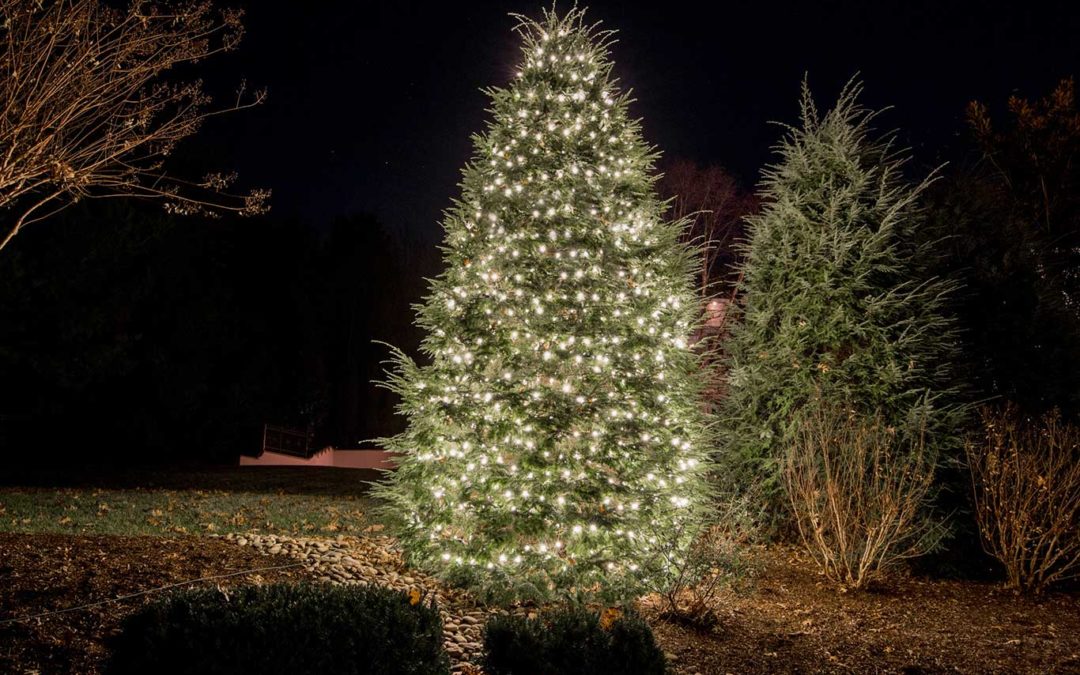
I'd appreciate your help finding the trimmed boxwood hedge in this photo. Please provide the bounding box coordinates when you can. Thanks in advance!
[106,583,449,675]
[483,605,666,675]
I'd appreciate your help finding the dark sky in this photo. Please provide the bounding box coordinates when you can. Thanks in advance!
[198,0,1080,239]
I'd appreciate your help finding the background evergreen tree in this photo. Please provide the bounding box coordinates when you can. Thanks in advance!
[922,79,1080,418]
[375,8,714,603]
[720,81,965,514]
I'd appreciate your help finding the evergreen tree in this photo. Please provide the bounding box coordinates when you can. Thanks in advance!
[374,8,714,603]
[921,79,1080,417]
[720,81,965,511]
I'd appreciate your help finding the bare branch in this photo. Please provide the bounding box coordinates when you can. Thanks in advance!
[659,158,758,298]
[0,0,269,253]
[967,405,1080,593]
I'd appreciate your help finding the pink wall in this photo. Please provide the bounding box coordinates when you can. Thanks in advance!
[239,448,396,470]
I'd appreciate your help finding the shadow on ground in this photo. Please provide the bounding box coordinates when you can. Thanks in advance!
[2,466,381,496]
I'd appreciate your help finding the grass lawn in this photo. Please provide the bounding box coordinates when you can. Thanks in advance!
[2,466,1079,674]
[0,467,382,536]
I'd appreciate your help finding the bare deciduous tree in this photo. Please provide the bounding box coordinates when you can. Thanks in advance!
[659,159,757,301]
[0,0,269,252]
[660,160,757,409]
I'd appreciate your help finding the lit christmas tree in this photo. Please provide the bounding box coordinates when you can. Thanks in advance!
[375,8,714,603]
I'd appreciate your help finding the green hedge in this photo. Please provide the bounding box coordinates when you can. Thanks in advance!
[107,583,449,675]
[483,605,666,675]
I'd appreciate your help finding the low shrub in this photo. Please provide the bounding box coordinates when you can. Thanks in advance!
[783,397,943,589]
[483,605,665,675]
[648,484,762,629]
[967,405,1080,593]
[107,583,449,675]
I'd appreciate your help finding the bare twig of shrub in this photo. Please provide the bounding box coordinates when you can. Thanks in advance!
[783,400,942,590]
[649,486,762,629]
[0,0,269,253]
[966,405,1080,593]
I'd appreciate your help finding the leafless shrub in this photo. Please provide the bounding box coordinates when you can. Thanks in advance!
[966,405,1080,593]
[0,0,269,252]
[650,486,763,629]
[783,399,942,590]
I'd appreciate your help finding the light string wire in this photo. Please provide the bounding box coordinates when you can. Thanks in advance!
[0,560,306,626]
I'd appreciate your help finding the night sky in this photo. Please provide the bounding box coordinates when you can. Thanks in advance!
[201,0,1080,239]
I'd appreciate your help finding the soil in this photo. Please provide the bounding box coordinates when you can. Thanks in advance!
[647,546,1080,675]
[1,534,1078,674]
[0,533,301,674]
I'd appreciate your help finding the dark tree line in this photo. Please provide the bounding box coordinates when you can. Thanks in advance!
[3,78,1078,472]
[661,80,1080,421]
[922,78,1080,417]
[0,203,438,466]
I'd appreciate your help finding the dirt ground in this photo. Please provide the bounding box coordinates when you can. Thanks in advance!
[1,534,1078,674]
[647,546,1080,675]
[0,533,301,674]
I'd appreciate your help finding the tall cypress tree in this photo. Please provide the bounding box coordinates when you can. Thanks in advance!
[375,8,714,603]
[720,81,964,510]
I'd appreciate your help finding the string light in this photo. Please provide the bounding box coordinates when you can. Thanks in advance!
[376,7,713,602]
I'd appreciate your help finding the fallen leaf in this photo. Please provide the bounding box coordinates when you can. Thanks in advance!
[600,607,623,630]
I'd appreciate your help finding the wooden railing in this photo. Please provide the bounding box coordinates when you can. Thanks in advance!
[261,424,314,458]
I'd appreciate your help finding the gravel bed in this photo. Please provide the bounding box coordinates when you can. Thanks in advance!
[222,532,525,674]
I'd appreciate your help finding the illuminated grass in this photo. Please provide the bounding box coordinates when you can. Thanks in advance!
[0,468,382,536]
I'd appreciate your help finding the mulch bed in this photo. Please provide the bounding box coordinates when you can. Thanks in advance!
[0,533,301,674]
[2,533,1079,674]
[648,545,1080,674]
